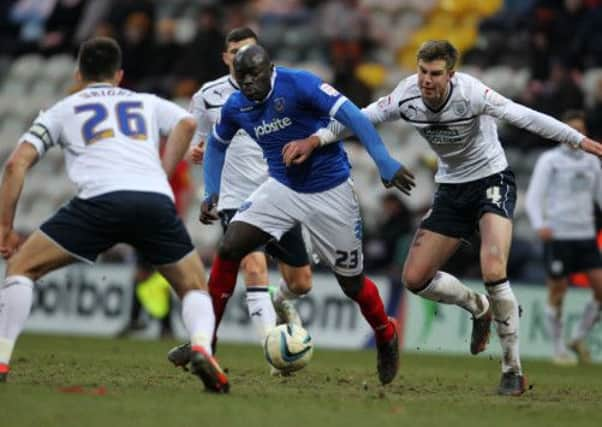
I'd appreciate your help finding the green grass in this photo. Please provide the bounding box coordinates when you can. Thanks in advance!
[2,335,601,427]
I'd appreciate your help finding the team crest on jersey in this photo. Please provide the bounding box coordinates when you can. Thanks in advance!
[274,97,286,113]
[319,83,339,97]
[452,100,468,116]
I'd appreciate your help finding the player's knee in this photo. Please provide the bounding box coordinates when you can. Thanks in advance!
[402,266,431,293]
[244,271,266,285]
[480,247,507,283]
[6,255,39,280]
[481,261,506,284]
[286,267,312,295]
[242,258,267,284]
[218,238,245,261]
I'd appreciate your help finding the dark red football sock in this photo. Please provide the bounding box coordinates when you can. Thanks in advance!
[208,255,241,331]
[352,276,394,343]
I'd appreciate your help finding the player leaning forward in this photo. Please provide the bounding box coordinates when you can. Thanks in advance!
[286,40,602,395]
[203,44,415,385]
[0,37,229,392]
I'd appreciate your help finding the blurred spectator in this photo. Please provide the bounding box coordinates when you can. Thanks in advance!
[105,0,155,36]
[571,4,602,68]
[330,40,373,107]
[527,0,588,74]
[537,58,584,117]
[39,0,86,55]
[119,11,155,88]
[172,5,227,95]
[73,0,113,45]
[586,77,602,139]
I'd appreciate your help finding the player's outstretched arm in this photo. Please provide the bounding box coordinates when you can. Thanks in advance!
[479,85,602,155]
[201,133,228,224]
[162,117,197,178]
[334,100,416,195]
[0,143,38,258]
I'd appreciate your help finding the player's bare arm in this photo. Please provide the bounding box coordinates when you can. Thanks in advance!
[161,117,197,177]
[0,142,38,258]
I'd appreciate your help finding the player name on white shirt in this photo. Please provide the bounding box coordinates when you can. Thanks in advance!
[20,84,192,200]
[190,75,268,211]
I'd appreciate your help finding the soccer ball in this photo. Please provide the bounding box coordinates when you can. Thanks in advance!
[264,324,313,373]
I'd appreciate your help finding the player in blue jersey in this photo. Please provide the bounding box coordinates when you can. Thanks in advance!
[202,44,415,385]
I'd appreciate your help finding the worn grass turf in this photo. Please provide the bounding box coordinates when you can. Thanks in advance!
[1,334,601,427]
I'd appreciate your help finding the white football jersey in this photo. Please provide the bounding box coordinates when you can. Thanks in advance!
[326,72,584,183]
[525,144,602,239]
[190,75,268,211]
[20,83,192,200]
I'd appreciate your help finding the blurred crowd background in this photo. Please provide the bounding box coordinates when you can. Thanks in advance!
[0,0,601,286]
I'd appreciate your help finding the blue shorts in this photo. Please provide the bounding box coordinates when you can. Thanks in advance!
[40,191,194,265]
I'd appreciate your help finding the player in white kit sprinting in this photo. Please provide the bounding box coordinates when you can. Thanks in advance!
[167,28,312,372]
[525,110,602,365]
[0,37,229,392]
[284,40,602,395]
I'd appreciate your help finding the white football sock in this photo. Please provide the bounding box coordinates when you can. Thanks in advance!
[487,280,522,375]
[272,279,302,305]
[544,303,567,355]
[0,275,34,365]
[417,271,488,317]
[246,286,277,342]
[181,290,214,355]
[572,299,601,342]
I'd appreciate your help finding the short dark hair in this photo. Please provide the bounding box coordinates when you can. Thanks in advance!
[416,40,459,70]
[561,109,585,123]
[77,37,122,81]
[225,27,258,50]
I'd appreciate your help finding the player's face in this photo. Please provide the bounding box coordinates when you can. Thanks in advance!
[417,59,453,107]
[234,59,272,102]
[223,38,257,76]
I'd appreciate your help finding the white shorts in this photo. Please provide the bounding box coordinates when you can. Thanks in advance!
[231,177,363,276]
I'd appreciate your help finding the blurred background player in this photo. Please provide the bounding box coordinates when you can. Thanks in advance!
[202,44,415,385]
[525,110,602,365]
[0,37,228,392]
[167,28,313,373]
[292,39,602,395]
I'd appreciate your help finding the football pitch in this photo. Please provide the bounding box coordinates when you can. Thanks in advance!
[2,335,601,427]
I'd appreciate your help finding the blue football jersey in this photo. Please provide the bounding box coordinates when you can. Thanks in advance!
[213,66,350,193]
